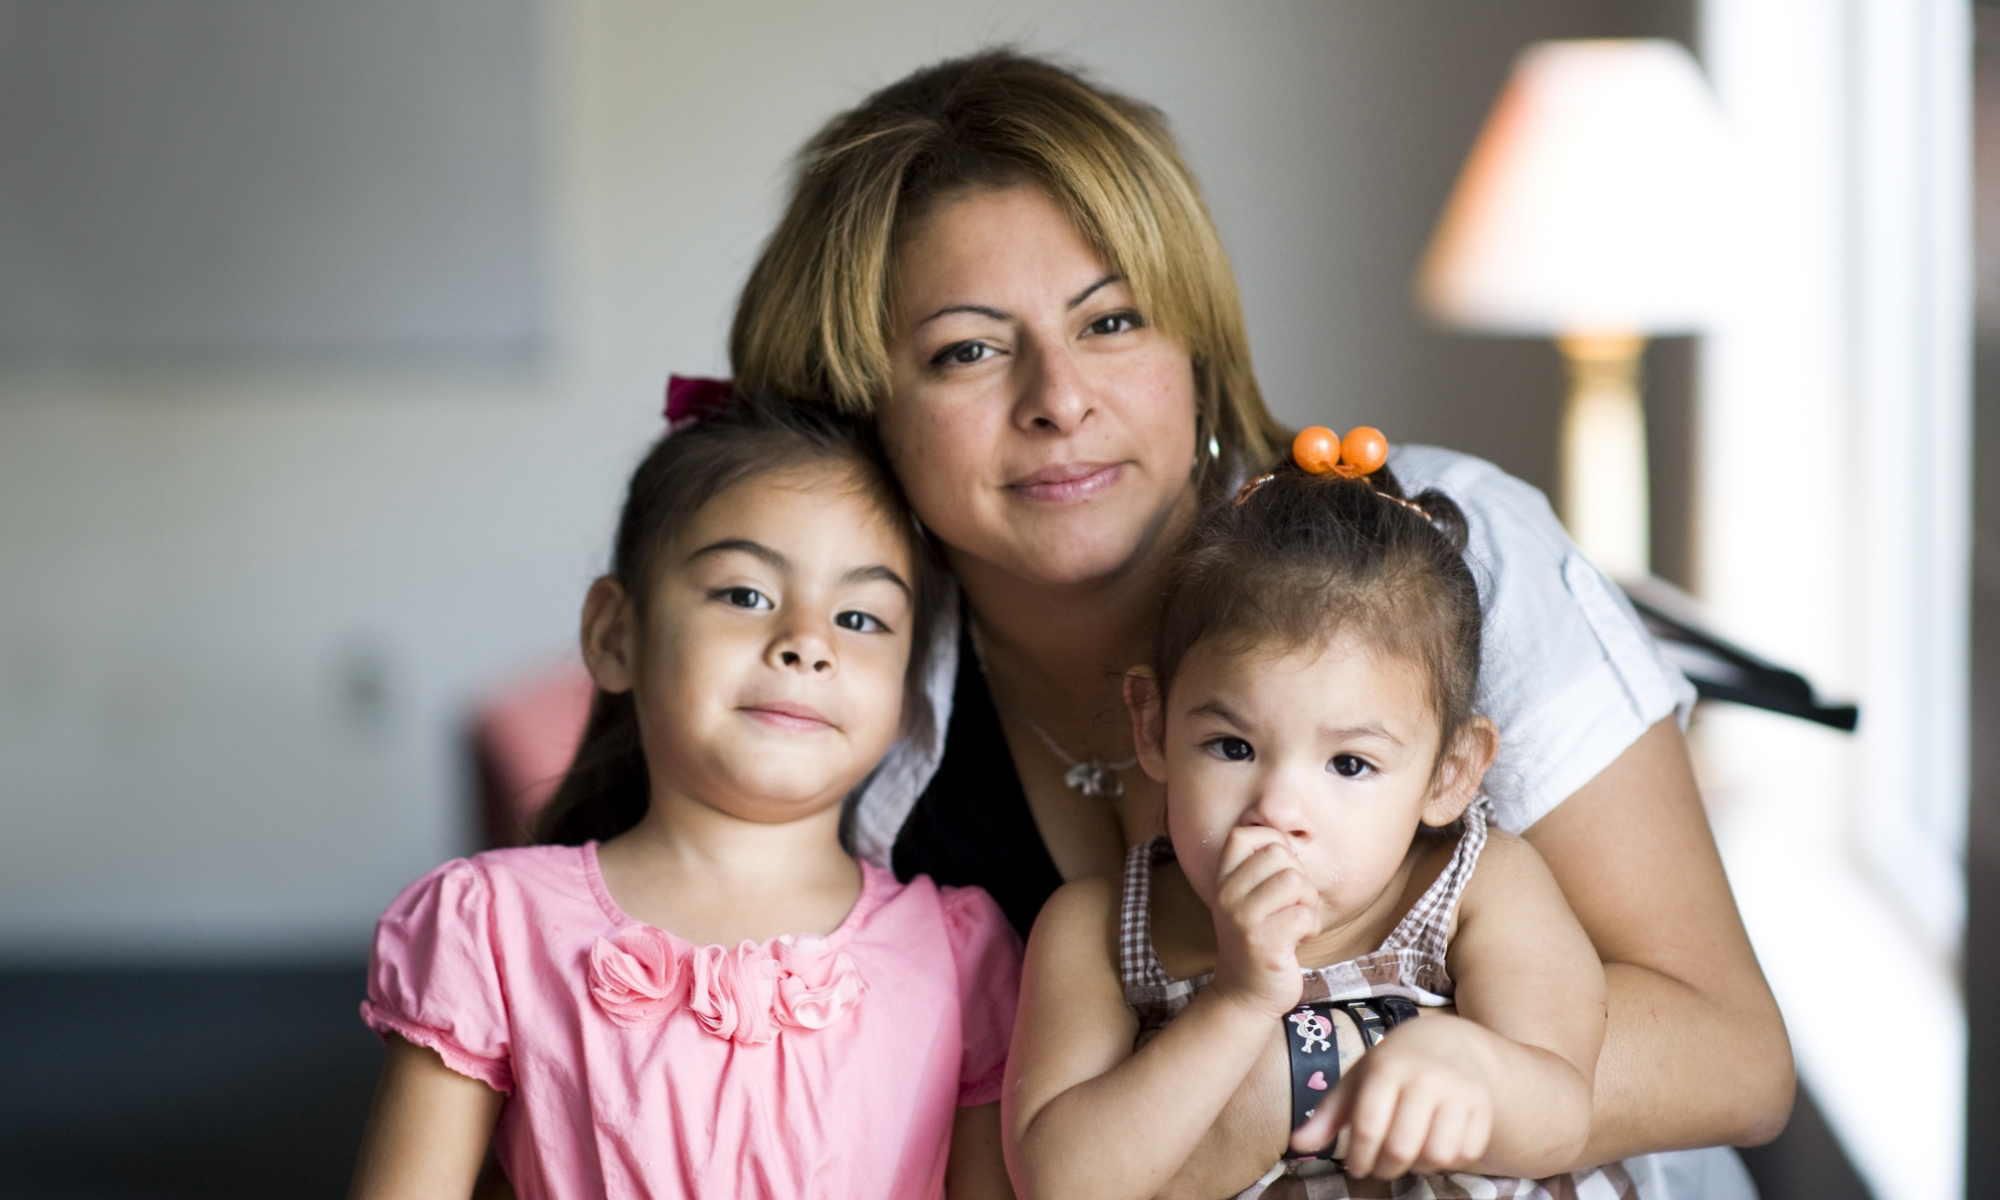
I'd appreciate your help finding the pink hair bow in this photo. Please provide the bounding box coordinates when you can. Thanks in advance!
[664,375,733,431]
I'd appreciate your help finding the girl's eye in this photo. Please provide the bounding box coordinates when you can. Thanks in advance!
[1207,736,1254,763]
[1330,754,1373,779]
[717,587,772,610]
[1084,310,1142,337]
[930,340,995,367]
[835,610,890,634]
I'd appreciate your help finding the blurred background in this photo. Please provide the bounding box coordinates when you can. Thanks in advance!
[0,1,1983,1197]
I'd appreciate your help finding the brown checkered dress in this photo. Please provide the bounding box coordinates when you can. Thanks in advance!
[1116,802,1640,1200]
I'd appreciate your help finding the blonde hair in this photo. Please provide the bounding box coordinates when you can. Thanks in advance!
[729,49,1289,493]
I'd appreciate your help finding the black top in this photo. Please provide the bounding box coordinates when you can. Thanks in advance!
[891,627,1064,940]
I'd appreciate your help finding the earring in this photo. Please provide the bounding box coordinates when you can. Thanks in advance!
[1194,411,1222,471]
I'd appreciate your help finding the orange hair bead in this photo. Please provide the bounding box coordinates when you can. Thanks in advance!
[1291,426,1341,475]
[1338,426,1388,477]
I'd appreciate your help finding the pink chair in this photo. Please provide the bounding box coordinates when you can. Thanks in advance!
[471,659,595,847]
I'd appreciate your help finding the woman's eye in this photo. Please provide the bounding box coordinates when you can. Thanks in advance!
[717,587,772,610]
[835,610,890,634]
[1084,311,1142,337]
[1207,736,1254,762]
[1330,754,1373,779]
[930,340,994,367]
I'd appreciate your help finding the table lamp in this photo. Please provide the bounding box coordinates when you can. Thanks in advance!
[1416,39,1737,580]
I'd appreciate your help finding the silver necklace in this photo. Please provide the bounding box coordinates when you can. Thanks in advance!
[969,619,1137,799]
[994,699,1138,799]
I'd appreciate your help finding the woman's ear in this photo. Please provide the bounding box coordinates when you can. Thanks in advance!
[1124,666,1169,783]
[1421,715,1499,828]
[580,576,639,695]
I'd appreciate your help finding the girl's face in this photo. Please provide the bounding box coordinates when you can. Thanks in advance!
[878,185,1200,588]
[1135,630,1484,933]
[588,463,917,825]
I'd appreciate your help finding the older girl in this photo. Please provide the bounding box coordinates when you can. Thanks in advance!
[727,50,1787,1199]
[349,397,1018,1200]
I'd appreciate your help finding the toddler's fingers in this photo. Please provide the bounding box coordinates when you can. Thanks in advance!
[1369,1089,1439,1180]
[1462,1103,1493,1167]
[1333,1073,1401,1179]
[1410,1098,1473,1175]
[1288,1076,1353,1156]
[1237,861,1316,922]
[1216,825,1295,882]
[1215,843,1308,917]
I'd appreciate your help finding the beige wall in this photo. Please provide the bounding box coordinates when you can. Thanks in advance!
[0,0,1686,959]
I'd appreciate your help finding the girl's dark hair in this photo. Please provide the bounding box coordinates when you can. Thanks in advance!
[534,392,942,847]
[1152,462,1484,774]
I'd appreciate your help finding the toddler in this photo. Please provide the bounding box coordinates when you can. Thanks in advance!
[349,394,1020,1200]
[1004,432,1634,1199]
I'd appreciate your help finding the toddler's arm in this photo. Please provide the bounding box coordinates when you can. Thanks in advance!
[349,1035,504,1200]
[1292,831,1607,1179]
[1004,831,1319,1200]
[947,1101,1016,1200]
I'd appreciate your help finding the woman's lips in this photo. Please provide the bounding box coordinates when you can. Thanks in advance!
[741,701,835,733]
[1007,461,1123,504]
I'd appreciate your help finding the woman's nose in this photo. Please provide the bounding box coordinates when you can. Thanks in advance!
[1014,336,1094,434]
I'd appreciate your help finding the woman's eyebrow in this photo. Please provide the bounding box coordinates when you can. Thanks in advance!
[1067,273,1123,309]
[842,563,913,599]
[913,273,1123,327]
[916,303,1011,327]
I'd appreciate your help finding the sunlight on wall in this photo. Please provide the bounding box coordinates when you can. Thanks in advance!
[1700,0,1970,1195]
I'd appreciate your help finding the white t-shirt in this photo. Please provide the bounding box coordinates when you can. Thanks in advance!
[848,443,1695,864]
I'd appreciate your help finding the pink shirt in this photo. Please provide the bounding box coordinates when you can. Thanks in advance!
[361,844,1021,1200]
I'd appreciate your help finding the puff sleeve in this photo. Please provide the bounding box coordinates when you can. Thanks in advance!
[360,858,515,1094]
[939,884,1023,1107]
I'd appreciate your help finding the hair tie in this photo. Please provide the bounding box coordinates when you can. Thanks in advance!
[1290,425,1388,479]
[1235,425,1431,521]
[664,375,734,432]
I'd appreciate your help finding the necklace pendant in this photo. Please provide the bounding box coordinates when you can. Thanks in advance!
[1064,761,1126,800]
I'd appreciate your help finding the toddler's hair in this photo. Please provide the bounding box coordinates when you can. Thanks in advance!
[1152,461,1483,775]
[535,392,942,847]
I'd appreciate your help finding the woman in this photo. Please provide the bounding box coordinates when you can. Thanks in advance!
[730,51,1791,1196]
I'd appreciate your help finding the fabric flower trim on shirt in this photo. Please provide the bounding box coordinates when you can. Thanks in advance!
[587,924,865,1043]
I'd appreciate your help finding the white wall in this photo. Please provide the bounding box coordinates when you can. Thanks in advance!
[0,0,1666,961]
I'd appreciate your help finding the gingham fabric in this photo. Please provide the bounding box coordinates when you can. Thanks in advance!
[1115,802,1638,1200]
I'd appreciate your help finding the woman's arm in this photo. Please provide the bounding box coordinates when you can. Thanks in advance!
[349,1036,504,1200]
[1523,716,1793,1162]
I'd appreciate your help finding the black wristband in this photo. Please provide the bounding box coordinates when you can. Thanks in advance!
[1282,996,1421,1162]
[1282,1001,1343,1161]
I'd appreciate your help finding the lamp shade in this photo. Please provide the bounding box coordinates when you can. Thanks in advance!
[1417,39,1738,335]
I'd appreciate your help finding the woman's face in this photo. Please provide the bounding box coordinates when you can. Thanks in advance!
[880,186,1200,589]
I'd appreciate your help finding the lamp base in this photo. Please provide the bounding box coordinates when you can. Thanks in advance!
[1557,332,1649,580]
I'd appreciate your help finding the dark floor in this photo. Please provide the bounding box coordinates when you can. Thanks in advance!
[0,965,1873,1199]
[0,966,381,1200]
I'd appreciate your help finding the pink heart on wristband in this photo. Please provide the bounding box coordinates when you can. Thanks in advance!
[1307,1070,1329,1091]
